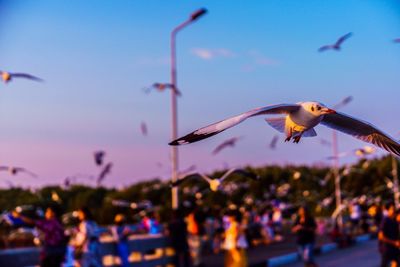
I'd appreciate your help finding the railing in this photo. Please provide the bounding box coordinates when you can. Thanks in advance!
[0,234,174,267]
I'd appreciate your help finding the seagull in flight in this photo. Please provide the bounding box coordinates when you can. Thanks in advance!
[318,32,353,52]
[140,121,148,136]
[169,101,400,157]
[269,135,279,150]
[171,168,259,192]
[327,145,375,160]
[144,82,181,96]
[0,71,43,83]
[393,38,400,43]
[94,151,105,166]
[0,166,37,178]
[212,136,242,155]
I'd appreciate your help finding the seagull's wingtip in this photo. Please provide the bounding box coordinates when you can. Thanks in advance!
[169,139,188,146]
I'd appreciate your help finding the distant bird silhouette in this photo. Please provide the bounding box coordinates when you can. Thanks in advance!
[212,136,242,155]
[0,71,43,83]
[140,122,148,136]
[0,166,37,178]
[327,145,375,160]
[269,135,279,150]
[318,32,353,52]
[97,162,112,186]
[332,96,353,110]
[94,151,105,166]
[64,177,71,187]
[171,168,259,192]
[393,38,400,43]
[319,138,332,147]
[144,83,181,96]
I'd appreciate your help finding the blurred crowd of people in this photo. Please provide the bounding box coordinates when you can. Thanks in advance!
[0,198,397,267]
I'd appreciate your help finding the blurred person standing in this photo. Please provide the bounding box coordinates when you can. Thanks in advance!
[272,205,283,241]
[292,206,318,267]
[15,204,67,267]
[110,214,131,267]
[141,211,161,234]
[349,201,361,234]
[186,209,204,267]
[378,203,399,267]
[223,211,248,267]
[72,207,102,267]
[167,209,191,267]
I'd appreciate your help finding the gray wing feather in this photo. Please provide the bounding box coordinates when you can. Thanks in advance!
[321,112,400,156]
[169,104,300,145]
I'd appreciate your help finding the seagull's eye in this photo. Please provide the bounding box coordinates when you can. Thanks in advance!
[311,107,315,112]
[317,106,322,111]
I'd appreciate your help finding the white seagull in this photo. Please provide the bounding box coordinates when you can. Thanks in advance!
[0,166,38,178]
[170,168,259,192]
[318,32,353,52]
[0,71,43,83]
[169,101,400,157]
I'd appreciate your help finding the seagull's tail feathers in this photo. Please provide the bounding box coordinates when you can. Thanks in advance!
[265,117,286,133]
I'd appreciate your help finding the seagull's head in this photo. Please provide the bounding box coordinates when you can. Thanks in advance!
[301,102,336,116]
[1,72,11,83]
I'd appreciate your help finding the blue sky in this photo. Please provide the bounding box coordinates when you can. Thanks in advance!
[0,0,399,188]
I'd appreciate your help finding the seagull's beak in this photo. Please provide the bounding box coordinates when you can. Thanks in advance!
[322,108,336,114]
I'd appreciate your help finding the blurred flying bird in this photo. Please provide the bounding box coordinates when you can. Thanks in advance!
[140,122,148,136]
[0,71,43,83]
[332,96,353,110]
[169,101,400,156]
[212,136,242,155]
[97,162,113,186]
[318,32,353,52]
[319,138,332,147]
[269,135,279,150]
[0,166,37,178]
[171,168,259,192]
[393,38,400,43]
[144,82,181,96]
[94,151,105,166]
[327,145,375,160]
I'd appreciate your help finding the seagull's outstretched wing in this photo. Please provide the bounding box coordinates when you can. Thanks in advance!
[97,162,113,185]
[169,104,300,145]
[321,112,400,156]
[170,173,203,187]
[0,166,9,171]
[11,73,43,82]
[318,45,333,52]
[17,168,38,178]
[219,168,259,182]
[335,32,353,46]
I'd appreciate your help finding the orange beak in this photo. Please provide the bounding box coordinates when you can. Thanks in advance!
[323,108,336,114]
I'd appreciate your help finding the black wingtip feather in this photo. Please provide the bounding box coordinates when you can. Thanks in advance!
[169,131,222,146]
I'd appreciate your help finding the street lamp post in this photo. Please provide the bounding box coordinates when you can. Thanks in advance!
[330,96,353,230]
[170,8,207,210]
[332,130,343,229]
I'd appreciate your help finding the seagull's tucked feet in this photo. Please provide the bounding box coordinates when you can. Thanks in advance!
[285,136,291,142]
[293,136,302,144]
